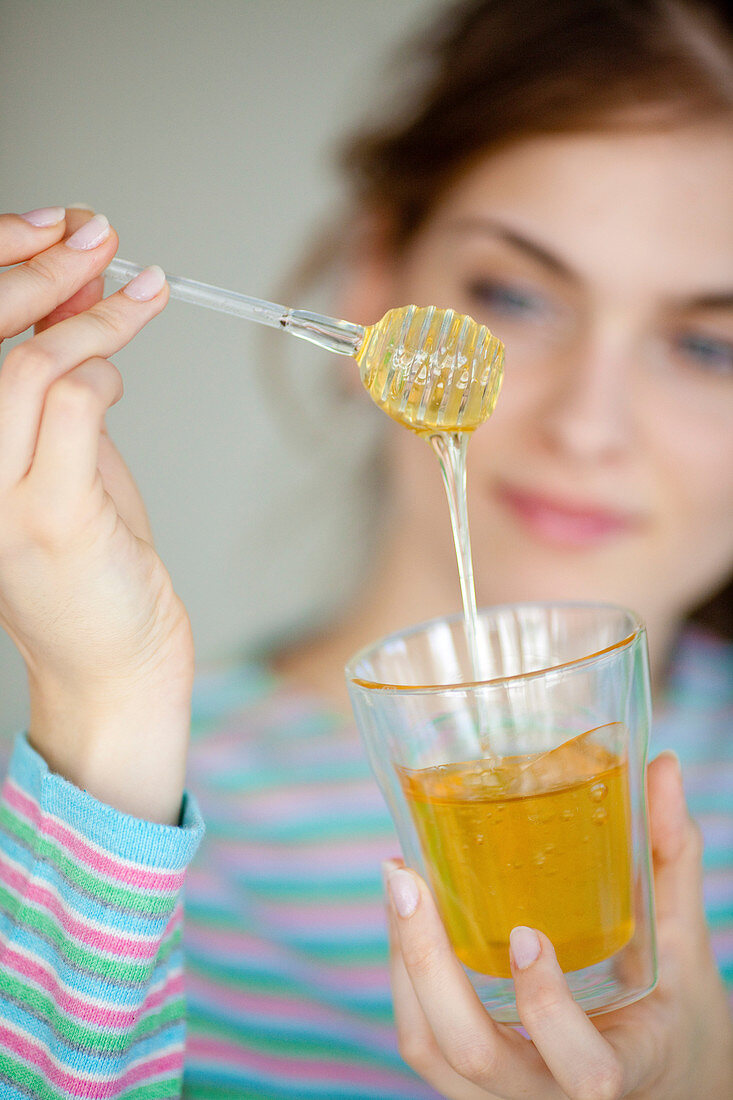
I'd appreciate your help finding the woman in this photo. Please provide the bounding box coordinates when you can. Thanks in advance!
[0,1,731,1097]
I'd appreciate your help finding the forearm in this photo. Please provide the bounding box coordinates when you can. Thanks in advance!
[0,734,203,1098]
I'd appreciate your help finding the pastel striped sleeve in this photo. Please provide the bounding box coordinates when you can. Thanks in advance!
[0,733,204,1099]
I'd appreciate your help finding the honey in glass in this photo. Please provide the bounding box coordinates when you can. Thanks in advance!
[398,725,634,977]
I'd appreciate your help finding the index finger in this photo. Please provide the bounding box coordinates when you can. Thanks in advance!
[0,215,117,339]
[36,207,106,332]
[0,209,67,266]
[384,862,500,1100]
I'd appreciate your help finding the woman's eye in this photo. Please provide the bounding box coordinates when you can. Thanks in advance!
[674,331,733,375]
[465,279,550,320]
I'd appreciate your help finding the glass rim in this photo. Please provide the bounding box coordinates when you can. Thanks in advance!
[345,600,645,695]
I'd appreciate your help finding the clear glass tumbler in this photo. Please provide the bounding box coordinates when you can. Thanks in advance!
[346,601,657,1023]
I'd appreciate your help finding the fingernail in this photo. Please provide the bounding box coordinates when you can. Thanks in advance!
[66,213,110,250]
[510,926,541,970]
[20,206,65,227]
[123,264,167,301]
[381,858,402,893]
[387,868,419,918]
[656,749,681,772]
[67,202,95,211]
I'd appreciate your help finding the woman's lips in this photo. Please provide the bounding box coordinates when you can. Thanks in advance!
[497,484,642,548]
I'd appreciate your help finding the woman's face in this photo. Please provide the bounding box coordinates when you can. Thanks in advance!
[357,123,733,631]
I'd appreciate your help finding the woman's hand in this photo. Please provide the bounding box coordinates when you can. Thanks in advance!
[384,752,733,1099]
[0,206,193,824]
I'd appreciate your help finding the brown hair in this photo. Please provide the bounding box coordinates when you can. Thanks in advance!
[340,0,733,247]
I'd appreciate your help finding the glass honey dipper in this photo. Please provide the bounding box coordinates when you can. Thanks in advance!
[106,259,504,433]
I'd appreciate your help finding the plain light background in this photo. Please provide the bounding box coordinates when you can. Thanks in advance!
[0,0,442,737]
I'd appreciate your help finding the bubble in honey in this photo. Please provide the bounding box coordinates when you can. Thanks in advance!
[590,782,608,803]
[592,807,608,824]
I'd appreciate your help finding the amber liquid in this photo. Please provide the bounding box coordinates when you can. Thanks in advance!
[398,727,634,977]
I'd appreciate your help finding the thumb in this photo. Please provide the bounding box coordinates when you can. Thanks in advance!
[647,750,706,940]
[35,205,106,332]
[646,753,732,1083]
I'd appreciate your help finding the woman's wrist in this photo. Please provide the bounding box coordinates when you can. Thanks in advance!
[26,634,194,826]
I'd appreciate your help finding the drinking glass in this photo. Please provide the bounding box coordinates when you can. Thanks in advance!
[346,601,657,1023]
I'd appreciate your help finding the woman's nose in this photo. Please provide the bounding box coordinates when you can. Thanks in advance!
[537,332,634,463]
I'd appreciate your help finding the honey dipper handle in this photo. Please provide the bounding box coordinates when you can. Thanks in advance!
[281,308,364,356]
[105,259,364,356]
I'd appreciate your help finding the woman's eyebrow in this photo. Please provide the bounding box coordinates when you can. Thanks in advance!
[445,217,580,282]
[446,219,733,311]
[681,291,733,311]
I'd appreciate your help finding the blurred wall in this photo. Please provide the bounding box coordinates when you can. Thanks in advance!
[0,0,439,737]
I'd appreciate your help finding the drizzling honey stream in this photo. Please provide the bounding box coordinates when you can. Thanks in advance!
[358,304,505,753]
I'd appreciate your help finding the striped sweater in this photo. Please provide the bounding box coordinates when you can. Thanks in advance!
[0,628,731,1098]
